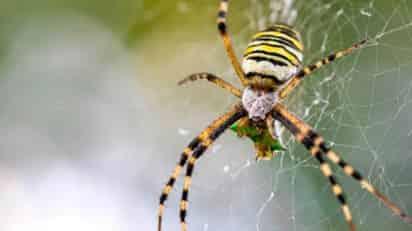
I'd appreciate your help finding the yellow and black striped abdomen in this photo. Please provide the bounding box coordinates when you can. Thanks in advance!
[242,24,304,88]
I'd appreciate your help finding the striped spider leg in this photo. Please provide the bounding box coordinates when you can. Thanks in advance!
[158,103,247,231]
[217,0,248,86]
[158,0,412,229]
[278,38,368,99]
[178,72,242,98]
[272,103,412,231]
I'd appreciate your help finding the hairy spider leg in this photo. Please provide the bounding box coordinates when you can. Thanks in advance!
[217,0,248,86]
[272,104,355,230]
[317,151,356,230]
[272,103,412,229]
[157,104,246,231]
[278,39,368,99]
[158,137,200,231]
[178,72,242,98]
[179,104,247,231]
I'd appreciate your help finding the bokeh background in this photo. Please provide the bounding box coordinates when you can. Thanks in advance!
[1,0,412,230]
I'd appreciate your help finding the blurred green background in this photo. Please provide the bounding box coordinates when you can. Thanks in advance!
[1,0,412,231]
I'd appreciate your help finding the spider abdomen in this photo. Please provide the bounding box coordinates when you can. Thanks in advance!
[242,24,304,88]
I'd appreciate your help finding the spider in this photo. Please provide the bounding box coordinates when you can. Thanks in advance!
[157,1,412,230]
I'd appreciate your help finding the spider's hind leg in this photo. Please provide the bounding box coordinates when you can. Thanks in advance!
[216,0,248,86]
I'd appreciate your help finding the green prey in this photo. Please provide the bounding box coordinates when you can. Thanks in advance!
[230,118,285,160]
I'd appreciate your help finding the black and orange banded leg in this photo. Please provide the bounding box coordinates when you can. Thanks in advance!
[314,152,356,230]
[272,103,412,230]
[178,72,242,98]
[272,104,355,230]
[179,104,247,231]
[158,137,200,231]
[266,114,278,140]
[217,0,248,86]
[319,138,412,224]
[278,39,368,99]
[157,103,246,231]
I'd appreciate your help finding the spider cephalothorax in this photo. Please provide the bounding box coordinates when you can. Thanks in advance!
[241,24,304,122]
[157,1,412,231]
[241,86,277,120]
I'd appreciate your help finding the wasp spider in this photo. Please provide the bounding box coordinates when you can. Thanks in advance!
[157,1,412,230]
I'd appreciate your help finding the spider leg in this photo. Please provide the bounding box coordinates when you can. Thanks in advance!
[315,151,356,230]
[319,134,412,224]
[158,137,201,231]
[179,104,247,231]
[266,114,277,140]
[157,103,246,231]
[217,0,248,86]
[272,103,412,227]
[278,39,368,99]
[178,72,242,98]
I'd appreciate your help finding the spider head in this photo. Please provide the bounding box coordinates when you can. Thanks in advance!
[242,23,304,89]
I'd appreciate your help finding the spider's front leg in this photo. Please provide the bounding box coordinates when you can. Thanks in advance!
[157,103,246,231]
[179,103,247,231]
[272,103,412,230]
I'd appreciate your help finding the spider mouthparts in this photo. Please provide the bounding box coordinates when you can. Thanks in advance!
[249,114,265,121]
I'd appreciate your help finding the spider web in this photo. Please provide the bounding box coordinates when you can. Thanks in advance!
[240,1,412,230]
[0,0,412,231]
[145,1,412,231]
